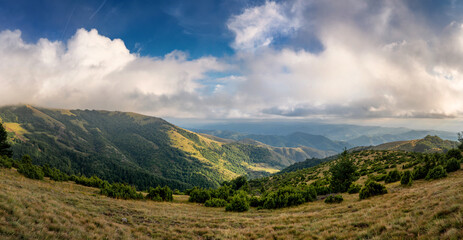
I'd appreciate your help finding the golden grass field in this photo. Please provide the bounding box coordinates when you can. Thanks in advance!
[0,168,462,240]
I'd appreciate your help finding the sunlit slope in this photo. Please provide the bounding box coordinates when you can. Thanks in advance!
[354,135,458,153]
[0,105,298,189]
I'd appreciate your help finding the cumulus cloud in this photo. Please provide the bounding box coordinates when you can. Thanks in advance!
[228,0,463,119]
[227,1,300,50]
[1,0,463,122]
[0,28,225,117]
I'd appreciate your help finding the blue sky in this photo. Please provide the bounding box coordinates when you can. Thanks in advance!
[0,0,266,58]
[0,0,462,131]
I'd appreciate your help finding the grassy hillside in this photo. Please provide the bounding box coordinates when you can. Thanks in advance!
[0,105,302,190]
[1,166,462,239]
[353,135,458,153]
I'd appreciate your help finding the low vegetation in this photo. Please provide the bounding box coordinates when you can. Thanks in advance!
[1,166,462,239]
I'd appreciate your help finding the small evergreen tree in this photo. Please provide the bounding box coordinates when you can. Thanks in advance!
[359,181,387,200]
[225,191,249,212]
[445,158,460,173]
[400,170,412,186]
[0,123,12,158]
[329,151,358,193]
[324,195,343,204]
[146,186,173,201]
[204,198,228,207]
[347,183,362,194]
[425,165,447,180]
[385,169,401,183]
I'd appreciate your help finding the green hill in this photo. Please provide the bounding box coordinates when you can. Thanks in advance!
[0,105,304,190]
[352,135,458,153]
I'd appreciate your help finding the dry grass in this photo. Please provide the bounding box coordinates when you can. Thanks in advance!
[1,168,462,239]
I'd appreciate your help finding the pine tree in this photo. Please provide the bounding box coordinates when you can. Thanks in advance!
[0,123,12,157]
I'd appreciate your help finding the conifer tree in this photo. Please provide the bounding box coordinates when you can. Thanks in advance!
[0,123,12,157]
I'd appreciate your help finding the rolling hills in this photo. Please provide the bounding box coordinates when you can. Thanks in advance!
[188,121,457,147]
[0,105,326,190]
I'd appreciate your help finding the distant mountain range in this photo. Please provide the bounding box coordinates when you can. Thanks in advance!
[189,121,457,149]
[0,105,329,190]
[195,129,348,152]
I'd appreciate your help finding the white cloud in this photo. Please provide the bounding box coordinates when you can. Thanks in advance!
[228,0,463,119]
[227,1,300,51]
[1,0,463,124]
[0,28,225,117]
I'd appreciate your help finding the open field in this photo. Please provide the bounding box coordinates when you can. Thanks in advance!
[0,168,462,240]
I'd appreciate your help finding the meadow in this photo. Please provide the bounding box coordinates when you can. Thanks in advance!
[1,167,462,239]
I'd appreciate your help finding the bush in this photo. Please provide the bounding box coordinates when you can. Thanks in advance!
[100,183,143,200]
[225,192,249,212]
[359,181,387,200]
[445,158,460,173]
[74,175,108,188]
[17,156,44,180]
[324,195,343,204]
[347,183,361,194]
[412,166,428,180]
[188,188,211,203]
[446,149,462,160]
[368,174,387,182]
[249,196,263,207]
[400,170,413,186]
[425,165,447,180]
[146,186,173,201]
[205,198,228,207]
[42,165,69,181]
[384,169,401,183]
[259,185,314,209]
[0,156,12,168]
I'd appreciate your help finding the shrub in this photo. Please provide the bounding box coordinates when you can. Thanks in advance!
[225,192,249,212]
[412,166,428,180]
[384,169,401,183]
[324,195,343,204]
[205,198,228,207]
[347,183,361,194]
[400,170,413,186]
[445,158,460,173]
[17,156,44,180]
[146,186,173,201]
[359,181,387,200]
[260,186,312,209]
[446,149,462,160]
[299,185,317,202]
[249,196,263,207]
[42,165,69,181]
[368,174,387,182]
[100,183,143,200]
[0,156,12,168]
[74,175,108,188]
[188,188,211,203]
[425,165,447,180]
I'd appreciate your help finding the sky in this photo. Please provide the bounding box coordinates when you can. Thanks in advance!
[0,0,462,131]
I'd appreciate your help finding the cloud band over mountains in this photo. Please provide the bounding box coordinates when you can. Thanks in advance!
[0,0,462,120]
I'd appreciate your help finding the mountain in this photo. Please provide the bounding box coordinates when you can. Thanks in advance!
[194,129,349,153]
[185,121,457,147]
[352,135,459,153]
[0,105,309,190]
